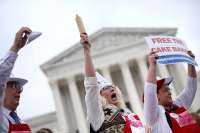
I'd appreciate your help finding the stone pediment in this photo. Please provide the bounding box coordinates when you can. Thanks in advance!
[41,27,177,71]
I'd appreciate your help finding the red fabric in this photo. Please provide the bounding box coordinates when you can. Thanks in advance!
[8,120,32,133]
[124,116,132,133]
[133,114,140,121]
[169,107,200,133]
[157,79,165,90]
[123,114,143,133]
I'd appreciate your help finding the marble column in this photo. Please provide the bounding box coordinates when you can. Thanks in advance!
[101,66,113,83]
[157,65,177,98]
[119,61,143,119]
[172,64,186,93]
[67,76,88,133]
[49,80,69,133]
[136,56,148,84]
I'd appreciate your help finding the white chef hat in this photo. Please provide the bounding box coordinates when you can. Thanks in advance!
[96,72,112,91]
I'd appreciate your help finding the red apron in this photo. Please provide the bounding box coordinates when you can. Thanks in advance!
[169,107,200,133]
[8,120,32,133]
[124,114,144,133]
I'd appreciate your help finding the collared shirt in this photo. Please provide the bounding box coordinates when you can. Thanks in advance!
[0,51,18,132]
[1,107,23,133]
[143,76,197,133]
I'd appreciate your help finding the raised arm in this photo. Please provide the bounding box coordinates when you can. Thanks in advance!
[0,27,31,83]
[0,27,31,126]
[146,51,157,84]
[187,51,196,78]
[81,33,104,130]
[144,51,160,126]
[174,51,197,109]
[81,33,95,77]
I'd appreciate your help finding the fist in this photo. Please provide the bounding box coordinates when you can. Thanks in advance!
[148,50,158,66]
[11,27,32,53]
[187,50,195,59]
[80,33,91,49]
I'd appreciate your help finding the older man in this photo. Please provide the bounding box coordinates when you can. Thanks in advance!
[0,27,32,133]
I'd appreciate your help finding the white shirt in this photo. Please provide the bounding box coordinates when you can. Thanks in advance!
[1,107,23,133]
[84,77,105,131]
[0,51,18,132]
[84,77,145,132]
[143,76,197,133]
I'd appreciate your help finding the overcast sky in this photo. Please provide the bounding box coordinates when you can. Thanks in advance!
[0,0,199,119]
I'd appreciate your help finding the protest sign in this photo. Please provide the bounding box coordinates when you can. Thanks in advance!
[145,36,198,66]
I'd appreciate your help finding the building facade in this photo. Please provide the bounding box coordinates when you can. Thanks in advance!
[29,28,195,133]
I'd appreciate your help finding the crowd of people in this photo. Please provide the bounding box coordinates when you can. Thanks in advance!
[0,27,199,133]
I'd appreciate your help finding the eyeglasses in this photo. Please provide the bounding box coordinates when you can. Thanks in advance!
[6,82,23,92]
[102,85,115,91]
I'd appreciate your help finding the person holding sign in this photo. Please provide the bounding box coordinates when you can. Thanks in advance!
[143,50,200,133]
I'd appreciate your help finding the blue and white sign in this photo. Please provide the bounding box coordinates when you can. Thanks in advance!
[145,36,198,66]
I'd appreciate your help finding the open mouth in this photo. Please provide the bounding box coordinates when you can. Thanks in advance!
[15,96,20,101]
[111,93,117,100]
[168,96,172,101]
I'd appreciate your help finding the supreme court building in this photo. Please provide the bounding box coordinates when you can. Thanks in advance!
[27,28,200,133]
